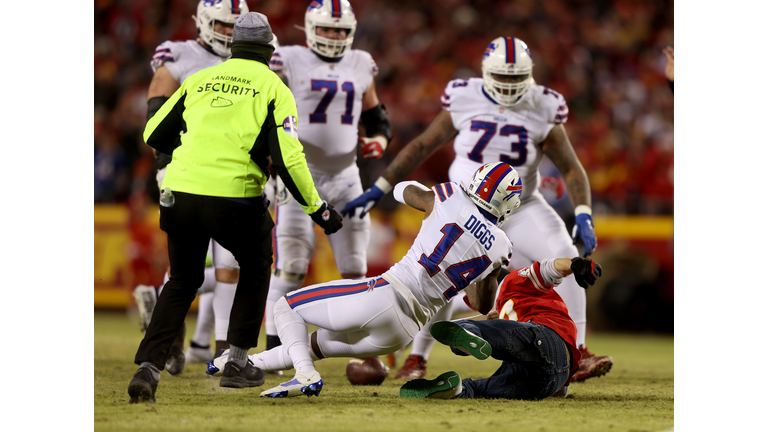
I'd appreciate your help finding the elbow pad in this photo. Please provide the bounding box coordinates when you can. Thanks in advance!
[360,104,392,142]
[147,96,170,121]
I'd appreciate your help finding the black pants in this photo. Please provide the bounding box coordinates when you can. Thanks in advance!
[134,191,275,368]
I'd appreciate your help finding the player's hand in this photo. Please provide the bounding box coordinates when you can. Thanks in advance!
[341,185,385,219]
[572,213,597,257]
[570,257,602,289]
[310,201,343,234]
[486,311,499,320]
[359,136,387,160]
[540,176,565,199]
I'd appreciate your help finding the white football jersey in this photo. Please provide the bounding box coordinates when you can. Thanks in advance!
[151,40,225,84]
[441,78,569,202]
[385,182,514,317]
[269,46,378,175]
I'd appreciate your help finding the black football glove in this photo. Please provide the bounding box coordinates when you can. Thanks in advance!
[570,257,602,289]
[310,201,343,235]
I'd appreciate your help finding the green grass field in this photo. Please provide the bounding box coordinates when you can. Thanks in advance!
[95,311,673,432]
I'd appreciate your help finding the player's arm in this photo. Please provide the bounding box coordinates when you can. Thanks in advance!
[143,85,187,155]
[463,267,502,315]
[146,66,181,155]
[380,109,457,186]
[393,181,435,218]
[541,124,597,257]
[541,124,590,210]
[267,83,343,234]
[358,81,392,160]
[341,110,458,218]
[553,257,602,289]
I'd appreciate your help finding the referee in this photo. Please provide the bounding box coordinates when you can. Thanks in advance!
[129,12,342,403]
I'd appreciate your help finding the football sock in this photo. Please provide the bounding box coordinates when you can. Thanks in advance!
[553,277,587,347]
[274,297,315,373]
[191,291,214,348]
[228,345,249,368]
[265,276,302,336]
[196,266,217,295]
[249,345,293,371]
[213,281,237,342]
[411,304,453,359]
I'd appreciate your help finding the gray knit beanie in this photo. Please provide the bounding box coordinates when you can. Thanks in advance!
[232,12,273,43]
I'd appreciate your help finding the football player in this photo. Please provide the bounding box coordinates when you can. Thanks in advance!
[134,0,278,374]
[342,36,612,383]
[260,0,392,362]
[208,162,521,398]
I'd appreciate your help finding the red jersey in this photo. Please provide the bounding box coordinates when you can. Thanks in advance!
[495,261,582,382]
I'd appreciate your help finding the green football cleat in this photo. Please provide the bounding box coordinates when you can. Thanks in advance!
[429,321,492,360]
[399,371,463,399]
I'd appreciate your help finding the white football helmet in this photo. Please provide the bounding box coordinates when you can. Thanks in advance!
[464,162,522,227]
[482,37,534,107]
[192,0,249,57]
[304,0,356,58]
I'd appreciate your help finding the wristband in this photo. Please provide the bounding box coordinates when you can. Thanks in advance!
[393,180,429,204]
[373,177,393,194]
[574,205,592,216]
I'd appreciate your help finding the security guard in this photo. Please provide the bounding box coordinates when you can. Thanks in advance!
[128,12,343,404]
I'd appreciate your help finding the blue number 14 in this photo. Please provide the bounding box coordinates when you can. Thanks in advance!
[418,223,492,300]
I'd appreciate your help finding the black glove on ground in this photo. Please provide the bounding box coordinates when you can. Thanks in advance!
[310,201,343,235]
[570,257,602,289]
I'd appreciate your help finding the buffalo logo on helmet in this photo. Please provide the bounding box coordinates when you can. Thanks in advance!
[484,42,497,58]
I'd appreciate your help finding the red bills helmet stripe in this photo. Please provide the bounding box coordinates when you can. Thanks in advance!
[476,164,514,201]
[506,37,515,64]
[332,0,342,18]
[231,0,240,14]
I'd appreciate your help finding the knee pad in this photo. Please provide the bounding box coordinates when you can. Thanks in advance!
[278,258,310,277]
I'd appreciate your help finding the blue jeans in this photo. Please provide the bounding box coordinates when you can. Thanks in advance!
[453,319,571,400]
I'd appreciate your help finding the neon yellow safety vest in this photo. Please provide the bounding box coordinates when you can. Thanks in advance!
[144,50,322,214]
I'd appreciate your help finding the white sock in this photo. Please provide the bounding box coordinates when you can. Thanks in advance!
[192,292,214,347]
[265,276,302,336]
[410,304,452,359]
[553,276,587,347]
[214,282,237,342]
[249,345,293,371]
[273,297,315,373]
[197,266,217,295]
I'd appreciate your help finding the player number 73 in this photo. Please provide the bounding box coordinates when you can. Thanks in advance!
[467,121,528,166]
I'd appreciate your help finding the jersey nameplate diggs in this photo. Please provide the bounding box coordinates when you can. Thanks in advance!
[196,80,260,98]
[463,214,495,251]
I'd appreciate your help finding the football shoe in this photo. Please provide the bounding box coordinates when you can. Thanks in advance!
[399,371,463,399]
[429,321,492,360]
[394,355,427,379]
[260,370,323,398]
[571,345,613,382]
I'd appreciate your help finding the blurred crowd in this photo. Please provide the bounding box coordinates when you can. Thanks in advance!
[95,0,674,215]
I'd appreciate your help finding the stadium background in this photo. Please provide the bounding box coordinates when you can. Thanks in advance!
[94,0,673,333]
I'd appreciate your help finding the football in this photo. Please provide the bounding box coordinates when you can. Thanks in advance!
[346,356,390,386]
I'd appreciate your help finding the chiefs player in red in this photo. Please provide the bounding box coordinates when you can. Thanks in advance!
[399,257,602,400]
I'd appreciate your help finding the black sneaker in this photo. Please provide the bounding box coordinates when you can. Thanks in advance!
[128,367,159,404]
[219,361,265,388]
[165,326,186,375]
